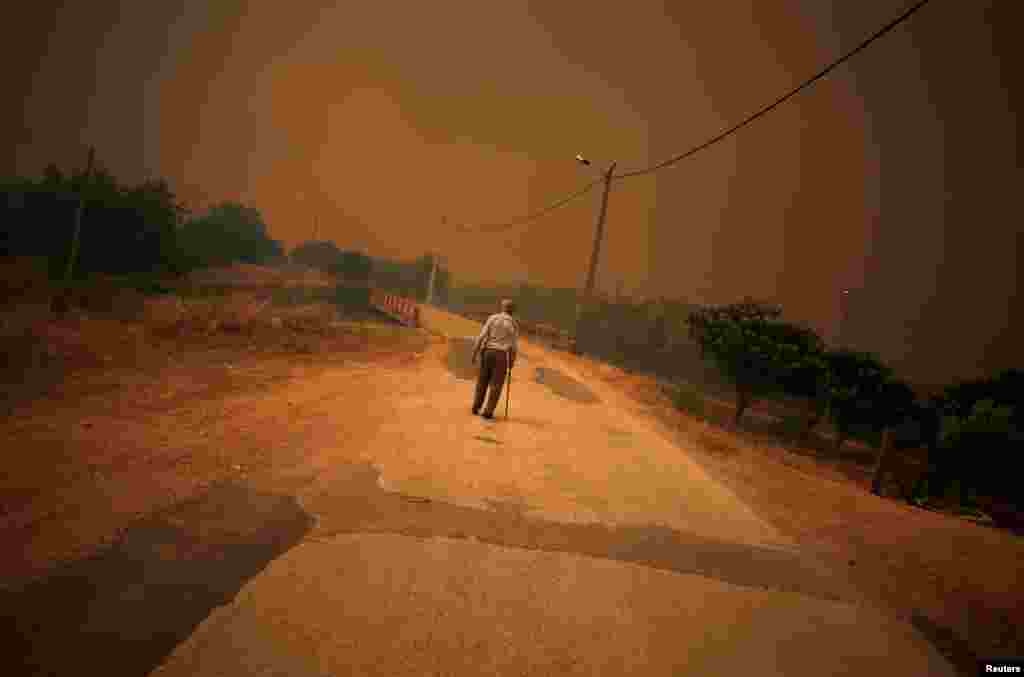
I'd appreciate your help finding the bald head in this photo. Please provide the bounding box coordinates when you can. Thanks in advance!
[501,299,516,314]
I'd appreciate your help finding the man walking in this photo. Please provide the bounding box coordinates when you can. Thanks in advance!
[471,299,519,420]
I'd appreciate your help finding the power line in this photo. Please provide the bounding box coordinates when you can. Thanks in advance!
[455,0,933,232]
[613,0,933,180]
[455,178,602,234]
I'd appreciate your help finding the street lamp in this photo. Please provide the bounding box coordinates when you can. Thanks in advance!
[572,153,617,354]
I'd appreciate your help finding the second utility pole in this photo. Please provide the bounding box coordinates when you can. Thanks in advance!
[572,161,616,354]
[426,216,445,305]
[53,145,96,316]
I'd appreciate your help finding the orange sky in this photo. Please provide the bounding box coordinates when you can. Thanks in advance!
[8,0,1020,385]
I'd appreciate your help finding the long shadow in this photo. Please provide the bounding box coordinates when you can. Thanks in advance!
[0,481,314,677]
[444,336,478,381]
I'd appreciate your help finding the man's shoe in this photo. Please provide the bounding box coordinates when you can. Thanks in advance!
[481,412,495,420]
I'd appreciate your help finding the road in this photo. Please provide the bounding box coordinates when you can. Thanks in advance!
[4,306,957,676]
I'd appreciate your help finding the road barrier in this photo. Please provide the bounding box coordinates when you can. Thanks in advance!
[370,289,420,328]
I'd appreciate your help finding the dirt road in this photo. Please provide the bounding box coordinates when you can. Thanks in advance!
[1,308,958,676]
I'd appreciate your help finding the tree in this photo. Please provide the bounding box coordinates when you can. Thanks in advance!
[772,324,829,435]
[687,300,804,424]
[822,349,895,451]
[290,240,342,270]
[867,378,918,495]
[930,372,1022,510]
[178,202,282,269]
[328,250,373,281]
[3,163,188,280]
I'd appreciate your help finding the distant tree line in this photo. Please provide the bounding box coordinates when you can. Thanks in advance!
[287,242,451,303]
[178,202,284,269]
[1,163,284,285]
[2,164,188,279]
[368,254,448,302]
[448,279,1021,522]
[687,298,1022,520]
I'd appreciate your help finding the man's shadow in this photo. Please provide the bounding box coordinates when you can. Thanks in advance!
[445,336,479,381]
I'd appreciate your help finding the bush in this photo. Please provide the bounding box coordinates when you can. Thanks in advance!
[822,349,915,450]
[687,300,823,425]
[939,398,1020,506]
[668,381,706,418]
[333,285,370,309]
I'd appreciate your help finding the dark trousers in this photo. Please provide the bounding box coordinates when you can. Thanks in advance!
[473,349,509,415]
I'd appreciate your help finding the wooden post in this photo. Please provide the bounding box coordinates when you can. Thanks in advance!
[573,161,617,354]
[871,427,893,496]
[53,146,95,315]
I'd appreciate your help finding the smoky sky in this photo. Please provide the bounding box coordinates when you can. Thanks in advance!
[5,0,1020,386]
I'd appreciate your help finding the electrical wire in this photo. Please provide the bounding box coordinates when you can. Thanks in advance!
[454,177,602,234]
[456,0,934,231]
[613,0,933,180]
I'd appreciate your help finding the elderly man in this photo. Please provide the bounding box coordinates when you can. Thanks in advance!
[471,299,520,420]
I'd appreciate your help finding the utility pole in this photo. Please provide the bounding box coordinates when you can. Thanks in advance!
[426,252,440,305]
[426,216,446,305]
[53,146,95,315]
[572,161,617,354]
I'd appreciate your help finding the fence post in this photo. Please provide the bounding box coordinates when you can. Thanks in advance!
[871,428,894,496]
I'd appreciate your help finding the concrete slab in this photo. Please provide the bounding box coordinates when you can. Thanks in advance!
[151,533,956,677]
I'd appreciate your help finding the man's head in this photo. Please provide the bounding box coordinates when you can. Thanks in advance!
[501,299,516,315]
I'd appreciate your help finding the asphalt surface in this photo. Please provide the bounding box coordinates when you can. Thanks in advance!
[2,306,959,676]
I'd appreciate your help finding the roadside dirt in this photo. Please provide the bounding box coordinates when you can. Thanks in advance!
[0,307,431,582]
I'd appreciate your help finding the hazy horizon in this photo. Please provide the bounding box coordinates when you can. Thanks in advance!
[5,0,1019,386]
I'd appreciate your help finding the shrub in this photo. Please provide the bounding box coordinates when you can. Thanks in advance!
[687,300,824,425]
[668,381,706,418]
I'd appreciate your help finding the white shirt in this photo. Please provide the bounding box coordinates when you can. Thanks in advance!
[474,312,519,354]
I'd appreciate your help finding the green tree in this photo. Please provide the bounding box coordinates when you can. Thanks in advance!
[867,378,918,495]
[291,240,343,270]
[771,324,829,435]
[687,300,799,424]
[930,371,1023,510]
[822,349,896,450]
[178,202,282,269]
[3,163,188,280]
[328,250,373,281]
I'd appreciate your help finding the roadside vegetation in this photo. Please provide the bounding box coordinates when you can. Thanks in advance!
[0,162,433,412]
[446,279,1022,534]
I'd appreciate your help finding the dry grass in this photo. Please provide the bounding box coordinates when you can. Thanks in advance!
[0,268,417,413]
[561,352,1023,675]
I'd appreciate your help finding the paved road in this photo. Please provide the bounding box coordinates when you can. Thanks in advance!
[144,306,957,676]
[4,305,955,675]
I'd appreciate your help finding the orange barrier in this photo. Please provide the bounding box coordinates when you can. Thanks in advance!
[370,289,420,328]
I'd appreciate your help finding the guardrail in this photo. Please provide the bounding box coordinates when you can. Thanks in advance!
[370,289,420,328]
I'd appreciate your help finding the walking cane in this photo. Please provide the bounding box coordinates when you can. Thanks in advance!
[505,350,512,420]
